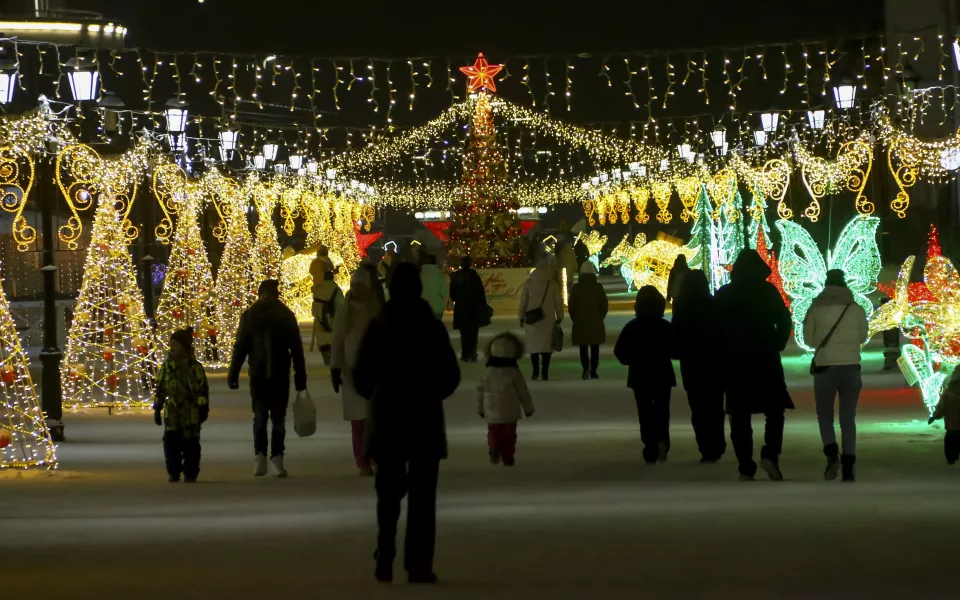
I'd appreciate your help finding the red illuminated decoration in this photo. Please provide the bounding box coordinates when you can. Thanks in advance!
[424,221,452,243]
[878,225,940,303]
[459,53,503,93]
[355,231,383,256]
[755,227,790,309]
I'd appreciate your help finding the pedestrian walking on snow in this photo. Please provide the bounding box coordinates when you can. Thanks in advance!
[228,279,308,478]
[477,332,535,466]
[420,254,449,320]
[715,250,793,481]
[449,255,491,362]
[804,269,868,482]
[930,368,960,464]
[154,327,210,483]
[331,269,382,476]
[354,262,461,585]
[568,261,608,380]
[614,285,677,464]
[672,270,726,462]
[519,258,564,381]
[311,270,343,364]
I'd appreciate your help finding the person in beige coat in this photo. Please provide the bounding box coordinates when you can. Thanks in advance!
[331,269,381,475]
[803,269,868,482]
[519,258,564,381]
[476,332,534,466]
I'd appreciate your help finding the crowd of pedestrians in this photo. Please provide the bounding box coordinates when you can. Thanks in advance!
[151,241,960,586]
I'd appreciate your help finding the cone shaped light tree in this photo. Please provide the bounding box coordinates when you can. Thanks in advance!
[62,201,158,410]
[252,180,282,282]
[155,194,224,367]
[213,183,261,353]
[0,259,56,468]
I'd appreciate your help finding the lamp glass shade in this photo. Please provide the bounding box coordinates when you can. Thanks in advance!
[306,160,319,174]
[832,84,856,109]
[262,143,279,161]
[710,130,726,148]
[0,72,15,104]
[288,155,304,170]
[68,69,99,101]
[807,110,826,130]
[219,129,238,152]
[253,155,266,170]
[165,107,188,134]
[760,113,779,132]
[753,130,767,146]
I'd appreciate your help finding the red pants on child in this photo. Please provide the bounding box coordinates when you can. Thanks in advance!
[487,422,518,461]
[351,420,373,469]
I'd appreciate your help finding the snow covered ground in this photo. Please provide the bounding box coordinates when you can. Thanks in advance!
[4,334,958,599]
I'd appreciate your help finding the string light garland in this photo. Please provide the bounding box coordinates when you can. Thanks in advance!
[776,215,880,351]
[631,239,695,298]
[0,257,56,469]
[62,201,158,411]
[0,143,37,251]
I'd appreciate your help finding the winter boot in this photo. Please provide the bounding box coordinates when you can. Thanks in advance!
[253,454,268,477]
[269,455,288,478]
[841,454,856,482]
[759,458,784,481]
[489,446,501,465]
[590,371,599,379]
[408,572,438,584]
[374,550,393,583]
[581,369,590,380]
[823,443,840,481]
[541,355,551,381]
[531,355,540,381]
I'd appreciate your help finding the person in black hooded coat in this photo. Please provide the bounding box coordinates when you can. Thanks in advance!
[353,262,461,585]
[613,285,677,464]
[672,269,726,462]
[714,249,793,481]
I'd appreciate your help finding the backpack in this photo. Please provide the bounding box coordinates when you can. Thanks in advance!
[319,289,341,333]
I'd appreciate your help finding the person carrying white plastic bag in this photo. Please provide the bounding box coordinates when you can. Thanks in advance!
[293,389,317,438]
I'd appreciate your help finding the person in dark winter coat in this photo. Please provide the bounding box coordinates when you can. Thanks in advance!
[672,269,726,462]
[715,249,793,481]
[574,237,589,272]
[449,256,491,362]
[614,286,677,464]
[930,368,960,464]
[568,261,608,380]
[360,261,388,307]
[153,327,210,483]
[665,254,690,306]
[353,262,461,585]
[228,279,308,478]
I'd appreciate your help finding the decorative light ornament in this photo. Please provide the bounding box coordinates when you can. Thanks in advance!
[807,110,826,130]
[753,130,767,146]
[219,128,238,162]
[832,81,857,109]
[163,98,189,134]
[262,143,279,162]
[940,148,960,171]
[459,52,503,93]
[0,60,16,104]
[760,112,779,132]
[66,56,99,101]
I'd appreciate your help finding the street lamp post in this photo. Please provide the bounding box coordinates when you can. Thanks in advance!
[38,142,64,442]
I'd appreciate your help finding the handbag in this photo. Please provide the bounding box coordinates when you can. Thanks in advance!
[524,282,552,325]
[810,304,851,375]
[293,389,317,437]
[551,322,564,352]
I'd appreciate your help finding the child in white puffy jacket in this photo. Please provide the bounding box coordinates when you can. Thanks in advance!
[477,332,535,466]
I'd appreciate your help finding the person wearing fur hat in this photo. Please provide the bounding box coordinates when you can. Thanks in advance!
[153,327,210,483]
[477,332,535,466]
[331,268,382,476]
[568,261,608,380]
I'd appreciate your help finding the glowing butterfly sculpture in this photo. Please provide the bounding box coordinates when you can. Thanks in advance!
[577,230,608,272]
[602,233,647,292]
[869,227,960,414]
[776,215,881,351]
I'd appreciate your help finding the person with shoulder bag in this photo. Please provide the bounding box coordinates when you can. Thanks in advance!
[803,269,869,482]
[518,258,564,381]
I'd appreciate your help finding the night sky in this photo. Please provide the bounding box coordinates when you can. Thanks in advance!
[80,0,885,57]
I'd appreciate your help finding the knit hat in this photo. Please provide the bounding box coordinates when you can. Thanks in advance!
[170,327,194,351]
[579,261,598,275]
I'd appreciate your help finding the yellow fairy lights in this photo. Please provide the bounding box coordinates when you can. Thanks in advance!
[795,137,873,222]
[62,201,158,411]
[0,258,56,469]
[632,240,696,298]
[280,247,350,321]
[152,163,188,245]
[0,144,37,251]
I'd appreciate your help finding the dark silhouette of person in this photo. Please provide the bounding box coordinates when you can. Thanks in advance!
[449,256,490,362]
[672,269,726,462]
[715,249,793,481]
[666,254,690,306]
[228,279,307,478]
[353,262,461,584]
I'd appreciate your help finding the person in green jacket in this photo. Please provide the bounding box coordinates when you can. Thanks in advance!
[154,327,210,483]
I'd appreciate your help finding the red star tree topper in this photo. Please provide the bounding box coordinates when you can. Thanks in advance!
[446,54,525,268]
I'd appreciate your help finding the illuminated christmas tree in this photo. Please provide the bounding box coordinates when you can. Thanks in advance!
[214,198,261,354]
[747,190,772,250]
[62,201,158,410]
[156,197,224,367]
[254,196,282,282]
[687,185,717,290]
[447,58,524,267]
[0,260,56,469]
[716,190,746,279]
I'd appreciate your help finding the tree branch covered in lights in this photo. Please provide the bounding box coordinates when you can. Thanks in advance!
[62,201,158,411]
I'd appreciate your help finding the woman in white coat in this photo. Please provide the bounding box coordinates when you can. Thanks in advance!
[331,269,382,475]
[518,258,564,380]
